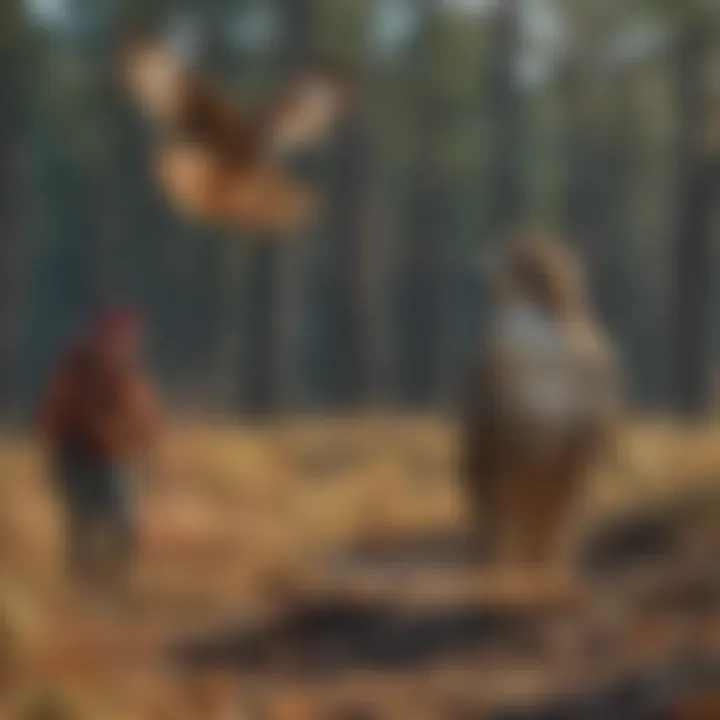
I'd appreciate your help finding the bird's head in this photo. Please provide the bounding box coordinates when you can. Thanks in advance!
[498,230,588,319]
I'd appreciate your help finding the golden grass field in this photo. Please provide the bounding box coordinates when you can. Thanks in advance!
[0,417,719,719]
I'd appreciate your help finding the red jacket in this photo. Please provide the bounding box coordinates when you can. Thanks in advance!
[38,345,160,461]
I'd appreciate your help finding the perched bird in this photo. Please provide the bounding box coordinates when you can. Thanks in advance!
[461,233,620,573]
[119,36,353,233]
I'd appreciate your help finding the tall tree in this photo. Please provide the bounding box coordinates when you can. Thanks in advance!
[562,1,602,252]
[0,0,26,412]
[244,0,314,416]
[562,2,626,334]
[399,0,451,407]
[321,1,387,407]
[672,0,719,415]
[326,115,387,406]
[487,0,523,234]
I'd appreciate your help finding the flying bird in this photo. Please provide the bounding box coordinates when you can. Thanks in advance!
[119,37,353,234]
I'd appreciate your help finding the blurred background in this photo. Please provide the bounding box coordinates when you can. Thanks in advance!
[1,2,720,718]
[0,0,718,421]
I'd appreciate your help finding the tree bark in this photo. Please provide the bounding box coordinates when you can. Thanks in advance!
[243,0,314,417]
[487,0,523,234]
[326,99,387,407]
[672,12,718,416]
[0,0,25,413]
[399,0,450,407]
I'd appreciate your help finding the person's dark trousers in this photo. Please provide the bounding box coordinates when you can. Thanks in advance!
[52,447,135,586]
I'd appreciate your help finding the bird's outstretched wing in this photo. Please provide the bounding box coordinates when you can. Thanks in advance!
[261,62,354,158]
[120,38,350,233]
[120,37,245,150]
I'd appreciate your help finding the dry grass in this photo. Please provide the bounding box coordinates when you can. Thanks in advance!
[0,416,718,718]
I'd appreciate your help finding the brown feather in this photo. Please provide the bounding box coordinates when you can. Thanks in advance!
[156,146,317,232]
[461,236,620,568]
[121,38,349,233]
[263,64,353,157]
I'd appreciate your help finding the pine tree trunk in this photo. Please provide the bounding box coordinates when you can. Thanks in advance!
[487,0,523,234]
[327,102,387,407]
[244,0,314,417]
[672,13,718,416]
[400,0,450,408]
[244,241,302,414]
[0,1,24,413]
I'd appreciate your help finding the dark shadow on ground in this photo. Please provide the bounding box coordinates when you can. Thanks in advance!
[175,598,549,673]
[333,508,682,580]
[172,502,720,719]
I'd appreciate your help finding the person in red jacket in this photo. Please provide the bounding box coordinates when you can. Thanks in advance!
[38,309,162,587]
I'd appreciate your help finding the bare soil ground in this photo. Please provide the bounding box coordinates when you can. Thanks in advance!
[1,416,719,719]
